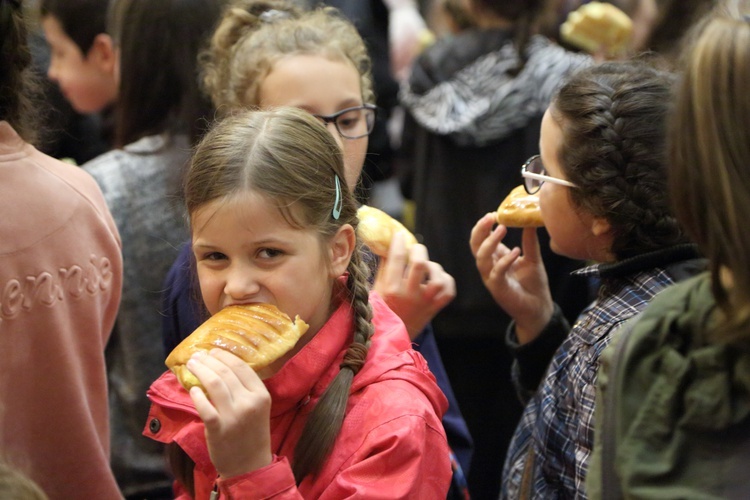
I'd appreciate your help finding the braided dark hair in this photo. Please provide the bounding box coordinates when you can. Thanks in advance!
[0,0,42,143]
[551,60,687,260]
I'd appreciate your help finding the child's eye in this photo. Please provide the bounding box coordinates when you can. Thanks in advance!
[201,251,226,261]
[337,113,362,131]
[257,248,284,259]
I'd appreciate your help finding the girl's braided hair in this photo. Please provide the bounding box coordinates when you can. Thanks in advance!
[551,60,686,259]
[183,106,374,485]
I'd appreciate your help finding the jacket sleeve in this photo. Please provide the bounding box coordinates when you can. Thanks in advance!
[506,303,570,403]
[217,415,451,499]
[412,325,473,474]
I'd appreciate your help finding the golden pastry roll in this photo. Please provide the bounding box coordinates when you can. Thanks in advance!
[560,1,633,56]
[165,303,308,392]
[496,185,545,228]
[357,205,418,258]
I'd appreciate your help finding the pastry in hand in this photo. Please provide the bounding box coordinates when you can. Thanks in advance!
[357,205,418,258]
[496,185,545,228]
[560,1,633,57]
[165,303,308,392]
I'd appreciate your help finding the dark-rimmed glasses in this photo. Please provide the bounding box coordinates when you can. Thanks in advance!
[313,104,377,139]
[521,155,577,194]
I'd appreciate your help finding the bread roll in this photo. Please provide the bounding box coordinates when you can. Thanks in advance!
[357,205,418,258]
[165,303,308,392]
[496,185,544,228]
[560,1,633,56]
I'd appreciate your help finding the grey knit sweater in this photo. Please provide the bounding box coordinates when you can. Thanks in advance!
[84,133,191,497]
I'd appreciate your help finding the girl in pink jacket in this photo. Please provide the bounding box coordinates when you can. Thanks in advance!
[143,107,451,499]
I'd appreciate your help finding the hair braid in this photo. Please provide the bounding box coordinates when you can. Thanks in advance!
[553,61,687,259]
[291,238,374,483]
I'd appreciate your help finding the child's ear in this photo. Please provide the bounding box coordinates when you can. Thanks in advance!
[329,224,356,278]
[87,33,116,75]
[591,216,612,237]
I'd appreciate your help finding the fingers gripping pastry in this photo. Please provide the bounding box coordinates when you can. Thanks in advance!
[496,185,545,228]
[560,1,633,56]
[357,205,418,258]
[165,304,308,392]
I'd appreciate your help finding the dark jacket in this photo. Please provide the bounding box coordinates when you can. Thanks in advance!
[399,31,593,337]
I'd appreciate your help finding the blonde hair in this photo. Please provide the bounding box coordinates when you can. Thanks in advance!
[184,107,374,483]
[0,463,47,500]
[202,0,374,113]
[668,0,750,344]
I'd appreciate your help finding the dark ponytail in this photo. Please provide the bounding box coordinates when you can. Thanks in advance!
[0,0,42,143]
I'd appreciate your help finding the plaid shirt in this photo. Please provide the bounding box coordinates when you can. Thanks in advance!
[501,246,698,499]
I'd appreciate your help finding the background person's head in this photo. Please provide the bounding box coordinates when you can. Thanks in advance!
[668,0,750,342]
[107,0,223,147]
[202,0,374,189]
[40,0,117,113]
[544,60,685,261]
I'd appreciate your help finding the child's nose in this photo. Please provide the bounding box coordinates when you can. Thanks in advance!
[223,270,260,301]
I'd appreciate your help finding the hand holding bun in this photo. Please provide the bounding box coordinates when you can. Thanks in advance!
[560,1,633,57]
[357,205,418,258]
[496,185,544,228]
[165,304,308,392]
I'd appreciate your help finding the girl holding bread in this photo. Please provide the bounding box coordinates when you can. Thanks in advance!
[159,0,473,494]
[145,107,451,498]
[469,60,704,498]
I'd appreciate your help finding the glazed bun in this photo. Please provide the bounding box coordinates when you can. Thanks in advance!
[357,205,418,258]
[560,1,633,56]
[495,185,544,228]
[166,303,308,392]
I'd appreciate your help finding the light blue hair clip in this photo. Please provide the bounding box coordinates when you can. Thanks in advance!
[259,9,291,24]
[332,174,343,220]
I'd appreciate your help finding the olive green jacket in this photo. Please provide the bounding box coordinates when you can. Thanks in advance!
[588,272,750,499]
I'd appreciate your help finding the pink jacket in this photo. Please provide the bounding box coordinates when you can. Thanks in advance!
[0,122,123,499]
[144,293,451,499]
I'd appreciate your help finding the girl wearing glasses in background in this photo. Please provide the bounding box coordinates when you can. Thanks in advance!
[470,60,704,499]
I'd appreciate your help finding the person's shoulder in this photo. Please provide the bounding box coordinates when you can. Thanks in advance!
[26,147,111,209]
[82,147,130,180]
[629,272,712,345]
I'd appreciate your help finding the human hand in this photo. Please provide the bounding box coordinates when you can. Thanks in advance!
[470,213,554,344]
[374,231,455,340]
[187,349,272,479]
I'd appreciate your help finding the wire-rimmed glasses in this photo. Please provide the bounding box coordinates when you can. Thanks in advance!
[521,155,577,194]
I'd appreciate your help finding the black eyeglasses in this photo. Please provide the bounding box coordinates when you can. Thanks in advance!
[313,104,377,140]
[521,155,577,194]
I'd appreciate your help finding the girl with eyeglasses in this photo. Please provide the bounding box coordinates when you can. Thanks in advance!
[470,60,704,499]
